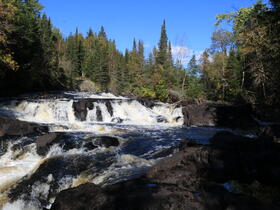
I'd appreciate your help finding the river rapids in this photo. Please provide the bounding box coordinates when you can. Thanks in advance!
[0,92,229,209]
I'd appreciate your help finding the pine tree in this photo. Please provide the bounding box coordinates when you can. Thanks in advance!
[165,41,173,69]
[156,20,168,66]
[138,40,144,69]
[132,38,137,53]
[87,28,94,38]
[98,26,107,39]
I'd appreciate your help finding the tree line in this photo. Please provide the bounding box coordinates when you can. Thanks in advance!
[0,0,279,106]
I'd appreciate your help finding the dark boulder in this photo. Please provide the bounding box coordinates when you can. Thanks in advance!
[0,116,48,137]
[105,101,113,116]
[36,133,64,156]
[111,117,123,123]
[182,103,258,129]
[36,133,98,156]
[156,115,167,123]
[51,183,114,210]
[51,133,280,210]
[93,136,119,148]
[258,124,280,140]
[96,106,103,121]
[137,98,155,108]
[208,131,280,185]
[182,103,216,126]
[72,99,94,121]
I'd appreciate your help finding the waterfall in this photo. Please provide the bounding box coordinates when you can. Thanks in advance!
[8,94,183,128]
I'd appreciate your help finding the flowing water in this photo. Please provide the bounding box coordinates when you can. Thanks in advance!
[0,92,235,209]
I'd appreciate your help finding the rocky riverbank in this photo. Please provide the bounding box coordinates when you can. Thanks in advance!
[51,131,280,210]
[1,94,280,210]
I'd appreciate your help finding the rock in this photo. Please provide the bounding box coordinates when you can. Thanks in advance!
[36,133,98,156]
[96,106,103,121]
[156,115,167,123]
[209,131,280,185]
[36,133,63,156]
[111,117,123,123]
[105,101,113,116]
[9,153,115,208]
[51,133,280,210]
[51,183,114,210]
[0,116,48,137]
[182,103,258,129]
[258,124,280,139]
[167,89,183,102]
[182,103,217,126]
[214,104,258,129]
[77,79,99,92]
[137,98,155,108]
[93,136,119,148]
[72,99,94,121]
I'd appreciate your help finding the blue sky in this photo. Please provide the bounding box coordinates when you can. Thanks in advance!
[40,0,262,60]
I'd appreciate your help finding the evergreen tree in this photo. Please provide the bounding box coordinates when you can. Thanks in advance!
[156,20,168,66]
[98,26,107,39]
[87,28,94,37]
[138,40,144,69]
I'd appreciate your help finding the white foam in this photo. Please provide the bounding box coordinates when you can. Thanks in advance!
[5,94,183,131]
[15,100,76,124]
[2,199,40,210]
[0,142,42,192]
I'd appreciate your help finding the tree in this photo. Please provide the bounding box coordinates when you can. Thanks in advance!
[217,0,280,105]
[210,29,234,101]
[0,0,18,75]
[87,28,94,37]
[98,26,107,39]
[156,20,168,66]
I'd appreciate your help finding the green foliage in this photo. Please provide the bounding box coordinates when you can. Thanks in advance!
[137,87,156,99]
[216,0,280,105]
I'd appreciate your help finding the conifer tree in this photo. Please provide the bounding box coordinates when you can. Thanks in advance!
[156,20,168,66]
[87,28,94,38]
[98,26,107,39]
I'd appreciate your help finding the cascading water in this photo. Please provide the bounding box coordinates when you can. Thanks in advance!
[13,97,183,126]
[0,92,229,210]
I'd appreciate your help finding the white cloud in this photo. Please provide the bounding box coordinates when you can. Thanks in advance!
[144,43,151,48]
[171,46,202,66]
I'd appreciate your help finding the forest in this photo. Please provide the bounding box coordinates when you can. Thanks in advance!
[0,0,279,106]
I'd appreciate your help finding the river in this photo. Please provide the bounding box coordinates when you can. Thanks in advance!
[0,92,232,209]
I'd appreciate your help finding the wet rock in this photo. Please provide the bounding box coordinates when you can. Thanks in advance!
[9,153,116,208]
[137,98,155,108]
[111,117,123,123]
[209,131,280,185]
[93,136,119,148]
[182,103,216,126]
[51,183,114,210]
[36,133,63,156]
[72,99,94,121]
[258,124,280,140]
[51,133,280,210]
[105,101,113,116]
[182,103,258,129]
[83,141,97,151]
[36,133,98,156]
[96,106,103,121]
[11,137,35,152]
[156,115,167,123]
[0,116,48,137]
